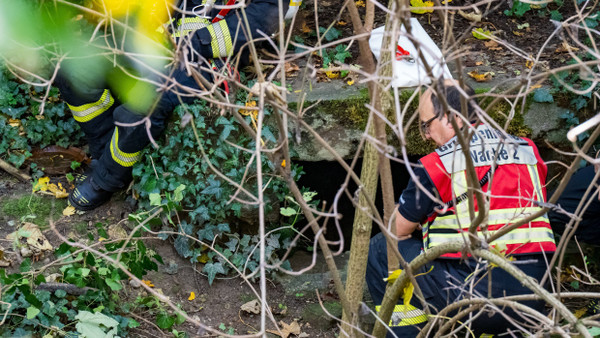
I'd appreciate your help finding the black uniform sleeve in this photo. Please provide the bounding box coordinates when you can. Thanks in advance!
[190,0,288,61]
[397,165,438,223]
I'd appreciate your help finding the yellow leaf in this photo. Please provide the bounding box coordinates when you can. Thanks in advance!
[337,20,347,26]
[281,159,286,168]
[384,269,402,283]
[197,253,209,264]
[238,100,258,118]
[355,0,366,7]
[472,28,492,40]
[442,0,452,3]
[513,30,524,36]
[347,78,355,85]
[325,70,339,79]
[403,282,414,308]
[142,280,154,288]
[526,55,534,69]
[530,84,542,90]
[410,0,433,14]
[188,292,196,301]
[467,70,492,82]
[98,237,107,242]
[47,183,69,199]
[34,177,50,192]
[62,206,76,216]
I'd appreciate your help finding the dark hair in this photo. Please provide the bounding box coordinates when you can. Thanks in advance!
[430,83,476,122]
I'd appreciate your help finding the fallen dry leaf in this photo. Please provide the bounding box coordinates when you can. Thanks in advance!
[241,299,261,314]
[188,292,196,301]
[484,40,502,51]
[62,205,76,216]
[301,22,311,33]
[475,61,484,66]
[513,30,524,36]
[267,320,302,338]
[142,280,155,288]
[284,62,300,77]
[555,41,580,53]
[467,70,492,82]
[458,9,481,22]
[526,55,534,69]
[336,20,347,26]
[530,84,542,90]
[47,182,68,199]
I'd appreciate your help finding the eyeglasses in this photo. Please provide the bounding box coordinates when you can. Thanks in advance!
[420,115,437,134]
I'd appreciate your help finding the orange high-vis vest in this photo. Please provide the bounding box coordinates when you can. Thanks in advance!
[419,124,556,258]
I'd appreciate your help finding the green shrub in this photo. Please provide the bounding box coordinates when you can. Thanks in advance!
[131,99,299,284]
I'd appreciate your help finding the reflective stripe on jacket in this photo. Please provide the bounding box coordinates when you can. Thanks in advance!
[419,124,556,258]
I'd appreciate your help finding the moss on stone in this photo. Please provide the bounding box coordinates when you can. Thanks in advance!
[479,90,533,138]
[301,301,343,330]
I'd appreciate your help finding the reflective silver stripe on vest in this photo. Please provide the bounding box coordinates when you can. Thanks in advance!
[428,227,555,247]
[109,128,141,167]
[207,20,232,58]
[432,207,549,229]
[67,89,114,123]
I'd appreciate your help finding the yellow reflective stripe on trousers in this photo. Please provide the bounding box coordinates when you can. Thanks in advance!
[171,17,211,38]
[432,207,549,229]
[375,305,428,327]
[67,89,114,123]
[109,128,141,167]
[428,227,555,247]
[207,20,233,58]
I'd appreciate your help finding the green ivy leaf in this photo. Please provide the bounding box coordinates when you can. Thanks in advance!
[26,306,40,319]
[172,184,186,203]
[75,310,119,338]
[156,312,175,329]
[533,88,554,103]
[105,278,122,291]
[203,262,225,285]
[280,207,297,217]
[149,193,162,206]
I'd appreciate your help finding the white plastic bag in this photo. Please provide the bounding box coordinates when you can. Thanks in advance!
[369,19,453,88]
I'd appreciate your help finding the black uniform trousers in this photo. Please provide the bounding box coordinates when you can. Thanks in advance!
[549,165,600,244]
[55,60,206,192]
[366,233,550,337]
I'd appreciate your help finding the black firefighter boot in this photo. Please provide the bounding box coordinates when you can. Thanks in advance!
[68,175,113,211]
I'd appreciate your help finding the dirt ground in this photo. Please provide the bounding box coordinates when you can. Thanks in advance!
[0,168,344,337]
[294,0,580,83]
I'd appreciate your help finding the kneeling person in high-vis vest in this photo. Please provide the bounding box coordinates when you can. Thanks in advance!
[366,80,555,337]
